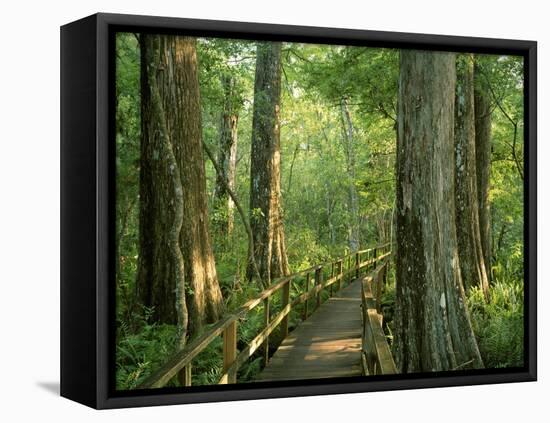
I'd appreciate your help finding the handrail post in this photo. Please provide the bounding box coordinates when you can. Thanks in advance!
[355,252,360,279]
[348,255,352,285]
[263,298,270,366]
[329,262,335,296]
[376,264,384,313]
[337,259,343,291]
[373,247,378,270]
[315,266,323,309]
[303,272,311,320]
[223,320,237,384]
[177,364,192,387]
[280,279,290,339]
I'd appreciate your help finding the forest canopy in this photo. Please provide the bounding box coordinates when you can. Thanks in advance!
[115,32,525,389]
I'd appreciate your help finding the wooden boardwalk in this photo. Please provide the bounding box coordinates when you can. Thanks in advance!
[256,278,363,381]
[138,246,396,390]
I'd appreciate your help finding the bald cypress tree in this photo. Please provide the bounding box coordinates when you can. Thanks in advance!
[394,50,483,372]
[137,34,224,338]
[454,55,490,301]
[214,74,239,236]
[474,60,493,282]
[248,42,290,286]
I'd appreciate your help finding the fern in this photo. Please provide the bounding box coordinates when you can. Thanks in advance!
[467,277,524,369]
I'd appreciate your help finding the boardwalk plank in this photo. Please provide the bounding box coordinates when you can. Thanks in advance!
[255,279,363,382]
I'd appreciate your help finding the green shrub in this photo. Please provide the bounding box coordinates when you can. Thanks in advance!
[116,319,179,390]
[467,278,524,369]
[190,337,224,386]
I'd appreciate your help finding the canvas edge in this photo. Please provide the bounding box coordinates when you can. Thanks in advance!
[58,12,537,410]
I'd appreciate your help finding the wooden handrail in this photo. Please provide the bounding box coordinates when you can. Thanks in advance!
[138,242,392,389]
[139,313,238,388]
[360,259,397,376]
[219,303,292,383]
[288,242,391,279]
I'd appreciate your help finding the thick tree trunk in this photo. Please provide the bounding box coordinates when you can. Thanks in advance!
[137,35,223,337]
[214,74,239,235]
[340,97,360,252]
[248,42,290,286]
[454,55,490,301]
[394,50,483,373]
[474,61,493,282]
[137,35,188,343]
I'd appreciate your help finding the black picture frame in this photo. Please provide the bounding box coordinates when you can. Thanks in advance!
[60,12,537,409]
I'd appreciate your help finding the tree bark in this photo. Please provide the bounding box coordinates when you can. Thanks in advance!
[137,34,188,344]
[394,50,483,373]
[474,60,493,282]
[214,74,239,235]
[248,42,290,286]
[137,35,224,337]
[340,97,360,252]
[454,55,490,301]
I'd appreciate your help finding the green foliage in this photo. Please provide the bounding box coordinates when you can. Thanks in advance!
[190,337,224,386]
[467,278,524,368]
[115,33,141,328]
[116,312,180,390]
[114,32,526,385]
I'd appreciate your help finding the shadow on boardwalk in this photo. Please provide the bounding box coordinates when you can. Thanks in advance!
[256,279,363,381]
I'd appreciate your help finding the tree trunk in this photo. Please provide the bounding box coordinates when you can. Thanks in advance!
[137,34,188,344]
[340,97,360,252]
[214,74,239,236]
[394,50,483,373]
[474,61,493,282]
[454,55,490,301]
[325,184,336,245]
[248,42,290,286]
[376,210,391,244]
[137,35,223,337]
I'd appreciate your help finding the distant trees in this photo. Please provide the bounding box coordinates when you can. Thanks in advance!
[339,97,360,252]
[248,42,290,285]
[137,34,223,340]
[394,50,483,372]
[214,74,240,236]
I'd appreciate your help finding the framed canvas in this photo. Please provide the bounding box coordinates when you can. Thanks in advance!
[60,12,537,409]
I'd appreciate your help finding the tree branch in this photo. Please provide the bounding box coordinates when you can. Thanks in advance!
[202,141,264,285]
[477,64,524,180]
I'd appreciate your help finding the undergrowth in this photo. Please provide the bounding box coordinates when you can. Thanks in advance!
[116,311,179,390]
[467,277,524,369]
[381,268,524,370]
[116,262,524,389]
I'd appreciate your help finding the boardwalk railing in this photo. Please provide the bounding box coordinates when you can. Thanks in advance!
[138,243,391,389]
[360,257,398,375]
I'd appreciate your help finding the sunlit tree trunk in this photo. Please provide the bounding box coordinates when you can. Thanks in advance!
[340,97,360,252]
[474,60,493,282]
[214,74,239,236]
[325,184,336,244]
[248,42,290,286]
[394,50,483,373]
[454,55,490,301]
[137,35,224,338]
